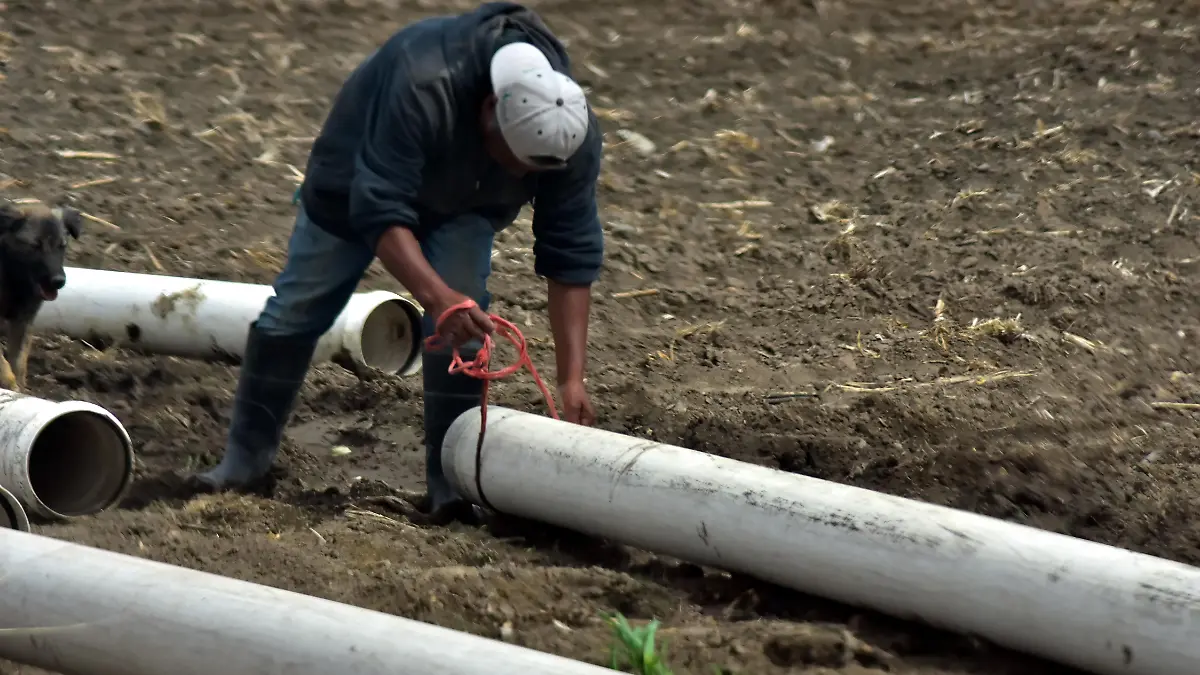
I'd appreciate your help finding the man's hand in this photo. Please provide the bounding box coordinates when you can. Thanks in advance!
[375,226,493,348]
[558,379,596,426]
[425,289,494,348]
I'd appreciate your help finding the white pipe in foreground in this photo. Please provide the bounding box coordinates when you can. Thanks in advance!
[0,390,134,520]
[32,267,423,377]
[0,485,30,531]
[443,407,1200,675]
[0,528,616,675]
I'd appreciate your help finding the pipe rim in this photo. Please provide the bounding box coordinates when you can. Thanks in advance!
[0,485,30,531]
[23,402,135,519]
[396,296,424,376]
[394,296,423,376]
[341,292,423,376]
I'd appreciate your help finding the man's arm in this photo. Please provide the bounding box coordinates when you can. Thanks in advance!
[346,62,481,335]
[531,117,605,386]
[547,279,592,386]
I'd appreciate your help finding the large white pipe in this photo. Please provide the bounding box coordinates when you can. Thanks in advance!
[443,407,1200,675]
[0,527,616,675]
[0,485,30,531]
[32,267,423,377]
[0,390,134,520]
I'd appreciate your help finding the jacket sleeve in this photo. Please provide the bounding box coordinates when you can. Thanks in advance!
[348,62,430,251]
[530,119,605,286]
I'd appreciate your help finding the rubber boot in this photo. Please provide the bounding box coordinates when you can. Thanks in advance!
[188,321,319,493]
[422,351,485,525]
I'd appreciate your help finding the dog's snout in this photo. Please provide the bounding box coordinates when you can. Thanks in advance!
[49,275,66,290]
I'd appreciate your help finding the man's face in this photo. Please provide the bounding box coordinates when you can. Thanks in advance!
[480,96,562,177]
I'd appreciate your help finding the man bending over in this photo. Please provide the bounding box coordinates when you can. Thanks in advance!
[187,2,604,526]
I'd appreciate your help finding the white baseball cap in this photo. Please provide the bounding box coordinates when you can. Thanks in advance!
[490,41,589,168]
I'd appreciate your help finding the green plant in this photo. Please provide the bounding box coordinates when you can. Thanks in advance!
[603,612,674,675]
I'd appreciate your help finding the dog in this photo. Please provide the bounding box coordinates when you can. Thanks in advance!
[0,201,82,391]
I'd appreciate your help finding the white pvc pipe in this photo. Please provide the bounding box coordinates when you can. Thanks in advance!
[0,527,616,675]
[443,407,1200,675]
[0,390,134,520]
[0,485,30,531]
[32,267,423,377]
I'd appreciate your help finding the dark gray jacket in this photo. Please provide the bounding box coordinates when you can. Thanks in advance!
[299,2,604,285]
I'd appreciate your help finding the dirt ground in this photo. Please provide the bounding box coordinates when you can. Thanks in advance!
[1,0,1198,672]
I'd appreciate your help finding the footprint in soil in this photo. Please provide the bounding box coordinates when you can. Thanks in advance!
[118,466,286,511]
[118,471,199,510]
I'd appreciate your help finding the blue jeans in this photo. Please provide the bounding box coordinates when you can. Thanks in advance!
[258,207,499,352]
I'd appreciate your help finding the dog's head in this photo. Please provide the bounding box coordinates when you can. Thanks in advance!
[0,202,82,302]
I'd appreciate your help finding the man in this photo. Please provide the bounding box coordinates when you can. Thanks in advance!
[187,2,604,525]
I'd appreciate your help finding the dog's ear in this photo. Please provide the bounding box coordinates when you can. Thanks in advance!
[0,202,25,233]
[60,207,83,239]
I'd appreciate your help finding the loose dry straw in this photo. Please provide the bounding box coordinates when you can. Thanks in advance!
[69,176,117,189]
[700,199,772,210]
[766,369,1038,402]
[345,508,413,529]
[1150,402,1200,411]
[611,288,659,299]
[1062,331,1105,353]
[54,150,120,160]
[832,369,1038,394]
[142,242,164,271]
[81,212,121,231]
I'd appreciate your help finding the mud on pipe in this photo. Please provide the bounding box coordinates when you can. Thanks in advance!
[32,267,424,376]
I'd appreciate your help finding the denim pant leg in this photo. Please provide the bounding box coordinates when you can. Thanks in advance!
[258,207,376,341]
[198,207,375,490]
[418,214,498,354]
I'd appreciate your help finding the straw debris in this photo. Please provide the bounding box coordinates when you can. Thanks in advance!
[831,369,1038,394]
[647,320,725,362]
[54,150,120,160]
[1150,402,1200,412]
[963,316,1034,344]
[823,219,876,281]
[924,294,955,352]
[130,91,170,132]
[1061,331,1109,354]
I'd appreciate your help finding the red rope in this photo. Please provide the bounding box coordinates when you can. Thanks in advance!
[423,299,559,512]
[423,298,560,435]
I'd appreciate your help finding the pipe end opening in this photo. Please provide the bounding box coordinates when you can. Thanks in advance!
[0,487,29,531]
[355,299,420,375]
[27,411,133,518]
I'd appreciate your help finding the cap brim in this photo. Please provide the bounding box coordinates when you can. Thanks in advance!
[490,41,554,93]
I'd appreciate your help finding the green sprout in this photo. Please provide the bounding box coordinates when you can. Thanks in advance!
[603,612,674,675]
